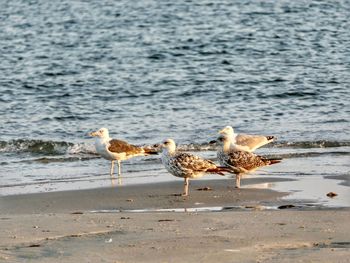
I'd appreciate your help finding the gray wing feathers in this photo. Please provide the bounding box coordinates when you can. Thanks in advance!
[236,134,274,151]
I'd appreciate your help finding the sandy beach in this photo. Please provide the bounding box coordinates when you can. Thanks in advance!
[1,178,349,262]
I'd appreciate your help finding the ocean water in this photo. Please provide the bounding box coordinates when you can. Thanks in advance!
[1,0,349,206]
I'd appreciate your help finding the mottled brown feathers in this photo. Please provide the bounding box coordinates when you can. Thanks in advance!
[222,151,281,171]
[108,139,143,155]
[171,153,217,172]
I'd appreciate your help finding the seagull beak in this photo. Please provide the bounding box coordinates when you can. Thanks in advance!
[89,131,98,137]
[209,139,217,145]
[157,143,166,149]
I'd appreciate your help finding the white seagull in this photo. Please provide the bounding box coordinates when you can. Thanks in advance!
[90,127,157,178]
[216,133,282,188]
[218,126,275,152]
[160,138,234,196]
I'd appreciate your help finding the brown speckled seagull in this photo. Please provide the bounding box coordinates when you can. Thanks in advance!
[216,133,282,188]
[160,138,234,196]
[218,126,275,152]
[90,127,157,178]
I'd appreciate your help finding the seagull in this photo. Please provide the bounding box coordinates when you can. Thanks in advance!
[160,138,234,196]
[216,133,282,188]
[217,126,275,152]
[90,127,157,179]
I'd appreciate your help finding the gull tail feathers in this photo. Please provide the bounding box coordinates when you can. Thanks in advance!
[206,167,233,176]
[227,166,249,174]
[142,148,159,155]
[207,166,239,176]
[268,158,282,165]
[266,136,275,142]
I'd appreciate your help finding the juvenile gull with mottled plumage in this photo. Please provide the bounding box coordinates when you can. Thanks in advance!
[90,127,157,178]
[160,138,234,196]
[216,133,282,188]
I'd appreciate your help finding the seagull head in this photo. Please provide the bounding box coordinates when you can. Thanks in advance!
[160,138,176,154]
[218,126,235,137]
[89,127,110,139]
[216,134,232,147]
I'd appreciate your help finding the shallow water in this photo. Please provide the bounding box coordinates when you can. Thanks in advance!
[1,0,349,206]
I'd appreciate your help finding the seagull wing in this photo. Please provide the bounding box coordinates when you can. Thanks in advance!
[173,153,216,172]
[236,134,274,151]
[225,151,268,170]
[108,139,144,155]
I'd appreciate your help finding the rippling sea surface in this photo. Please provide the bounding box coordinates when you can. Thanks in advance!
[1,0,349,206]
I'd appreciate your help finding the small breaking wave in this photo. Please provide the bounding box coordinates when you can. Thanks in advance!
[0,139,73,155]
[2,139,350,154]
[0,139,213,156]
[0,139,96,156]
[67,142,97,155]
[1,139,348,161]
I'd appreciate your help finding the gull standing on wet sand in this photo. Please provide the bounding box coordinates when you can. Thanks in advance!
[218,126,275,152]
[216,133,282,188]
[90,128,157,179]
[160,138,234,196]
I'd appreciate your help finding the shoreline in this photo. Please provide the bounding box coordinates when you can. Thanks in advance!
[0,177,292,215]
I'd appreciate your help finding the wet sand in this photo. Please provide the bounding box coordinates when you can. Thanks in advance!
[1,178,349,262]
[0,178,291,214]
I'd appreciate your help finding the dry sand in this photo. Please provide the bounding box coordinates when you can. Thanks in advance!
[1,178,349,262]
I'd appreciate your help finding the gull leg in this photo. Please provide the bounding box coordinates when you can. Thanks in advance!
[235,174,241,188]
[117,160,122,185]
[110,161,114,176]
[182,177,189,196]
[109,161,117,187]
